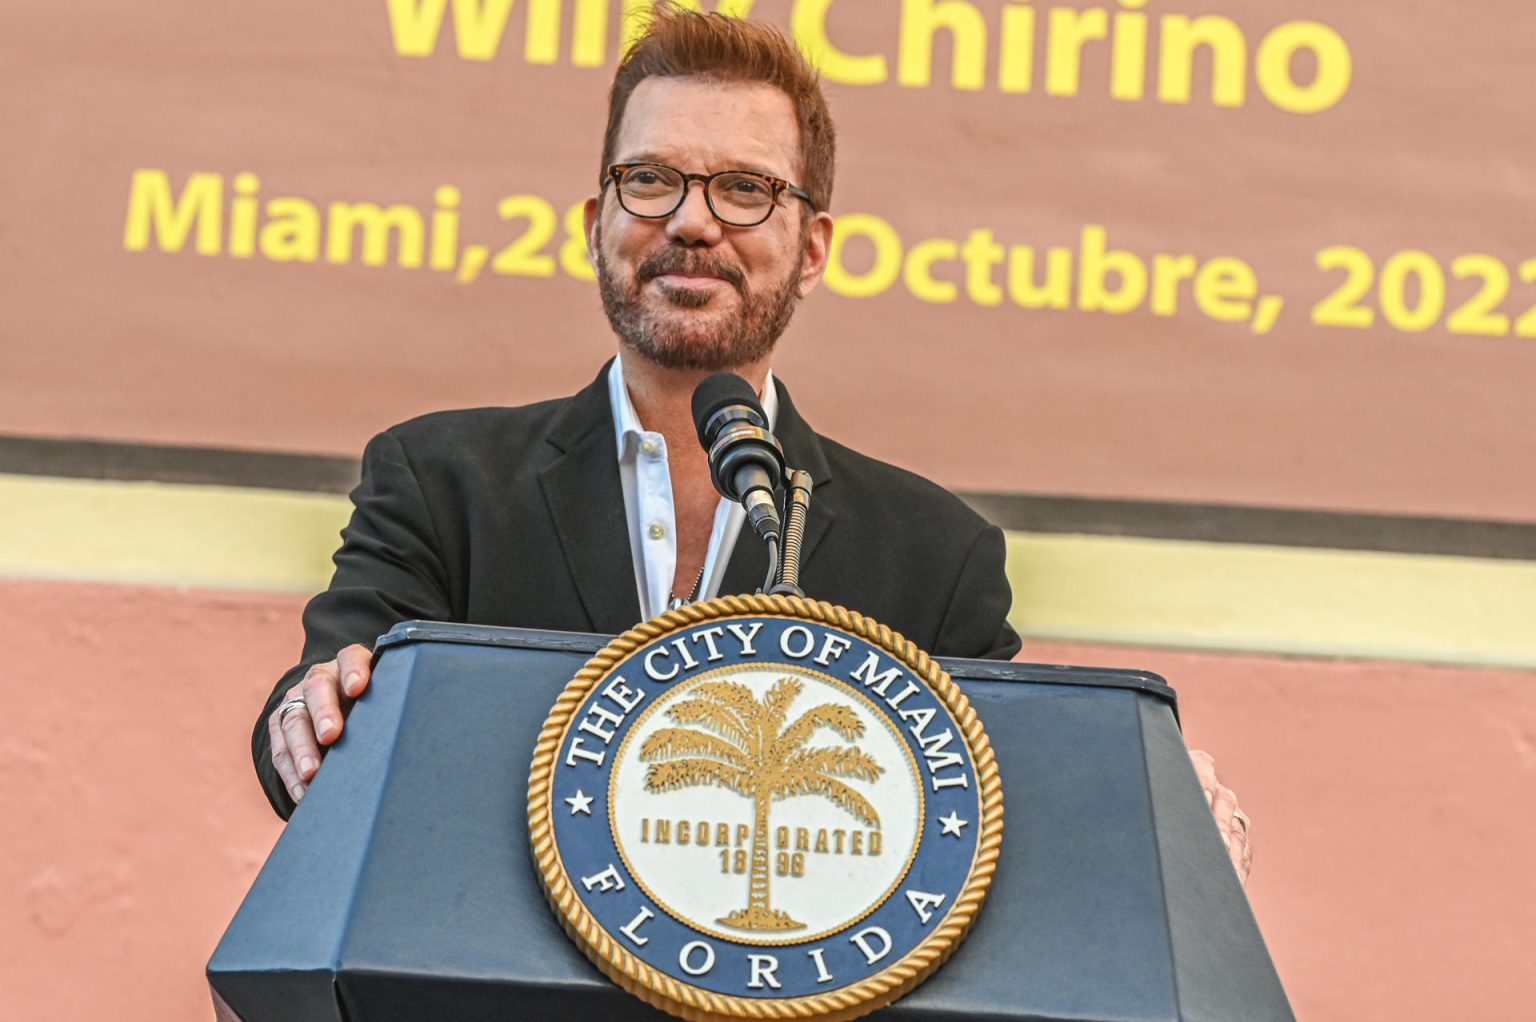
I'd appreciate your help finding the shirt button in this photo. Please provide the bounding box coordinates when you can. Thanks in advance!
[648,522,666,540]
[640,439,660,457]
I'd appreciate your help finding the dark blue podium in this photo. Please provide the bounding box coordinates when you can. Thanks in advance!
[209,622,1293,1021]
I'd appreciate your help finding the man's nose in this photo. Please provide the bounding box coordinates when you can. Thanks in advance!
[664,180,723,246]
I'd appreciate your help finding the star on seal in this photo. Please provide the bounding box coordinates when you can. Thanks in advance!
[938,810,969,837]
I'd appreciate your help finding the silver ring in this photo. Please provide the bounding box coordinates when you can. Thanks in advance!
[278,698,309,723]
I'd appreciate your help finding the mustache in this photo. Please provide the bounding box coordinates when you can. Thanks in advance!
[636,249,746,292]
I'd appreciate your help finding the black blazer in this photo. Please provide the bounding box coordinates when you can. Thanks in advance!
[254,364,1019,816]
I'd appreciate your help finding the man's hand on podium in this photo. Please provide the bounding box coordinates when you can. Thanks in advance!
[1190,749,1252,885]
[267,644,374,805]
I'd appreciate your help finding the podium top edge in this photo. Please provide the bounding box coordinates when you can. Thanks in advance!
[374,621,1178,710]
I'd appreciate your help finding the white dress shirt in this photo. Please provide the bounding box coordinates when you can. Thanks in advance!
[608,355,780,621]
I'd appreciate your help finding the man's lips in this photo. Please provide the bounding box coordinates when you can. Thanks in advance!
[655,272,725,282]
[650,272,733,293]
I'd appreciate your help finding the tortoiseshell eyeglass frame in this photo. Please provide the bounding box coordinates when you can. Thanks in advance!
[603,162,816,227]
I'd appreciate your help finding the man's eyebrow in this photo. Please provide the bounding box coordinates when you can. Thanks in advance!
[619,153,786,178]
[618,151,671,168]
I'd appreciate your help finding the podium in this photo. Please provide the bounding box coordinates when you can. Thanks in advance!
[209,622,1293,1021]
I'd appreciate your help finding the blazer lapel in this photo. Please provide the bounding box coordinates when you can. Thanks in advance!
[719,376,836,596]
[769,378,835,570]
[538,365,643,633]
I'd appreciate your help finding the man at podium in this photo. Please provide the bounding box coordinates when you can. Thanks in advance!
[252,5,1250,884]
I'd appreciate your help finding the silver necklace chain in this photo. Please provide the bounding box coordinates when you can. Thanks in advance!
[666,564,707,611]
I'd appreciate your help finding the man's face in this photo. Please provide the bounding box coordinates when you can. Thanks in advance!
[586,76,832,372]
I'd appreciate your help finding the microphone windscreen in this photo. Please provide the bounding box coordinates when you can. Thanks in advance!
[691,372,763,448]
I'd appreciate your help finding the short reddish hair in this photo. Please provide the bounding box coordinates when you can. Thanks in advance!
[600,4,836,212]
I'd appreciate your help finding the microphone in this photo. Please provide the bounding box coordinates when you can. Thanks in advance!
[691,373,785,542]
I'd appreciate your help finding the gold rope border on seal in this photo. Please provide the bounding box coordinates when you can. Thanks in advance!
[527,594,1005,1022]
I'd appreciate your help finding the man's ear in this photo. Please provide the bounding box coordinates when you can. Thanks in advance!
[582,196,600,264]
[796,210,835,299]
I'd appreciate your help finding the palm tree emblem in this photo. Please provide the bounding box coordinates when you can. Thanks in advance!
[640,676,884,931]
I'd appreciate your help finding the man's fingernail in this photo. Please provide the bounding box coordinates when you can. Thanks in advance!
[1204,789,1214,807]
[317,718,336,740]
[345,672,362,692]
[292,784,306,802]
[299,755,316,776]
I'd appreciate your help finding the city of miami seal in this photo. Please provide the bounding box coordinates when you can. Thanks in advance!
[528,595,1003,1022]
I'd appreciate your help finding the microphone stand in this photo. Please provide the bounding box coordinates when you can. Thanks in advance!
[764,469,813,598]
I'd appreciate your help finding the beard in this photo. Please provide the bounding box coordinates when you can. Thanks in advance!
[594,231,803,372]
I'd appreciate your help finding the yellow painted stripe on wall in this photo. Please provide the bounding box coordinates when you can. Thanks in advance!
[2,474,1532,668]
[1004,534,1536,670]
[0,474,348,591]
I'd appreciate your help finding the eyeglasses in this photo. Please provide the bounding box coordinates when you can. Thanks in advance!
[604,163,815,227]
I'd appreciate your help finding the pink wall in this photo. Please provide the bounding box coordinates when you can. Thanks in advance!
[1,581,290,1022]
[4,578,1531,1021]
[1029,640,1536,1021]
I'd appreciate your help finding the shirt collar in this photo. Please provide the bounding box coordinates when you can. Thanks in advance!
[608,353,778,457]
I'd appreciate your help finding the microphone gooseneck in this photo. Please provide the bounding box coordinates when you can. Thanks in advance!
[767,469,813,598]
[691,372,785,543]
